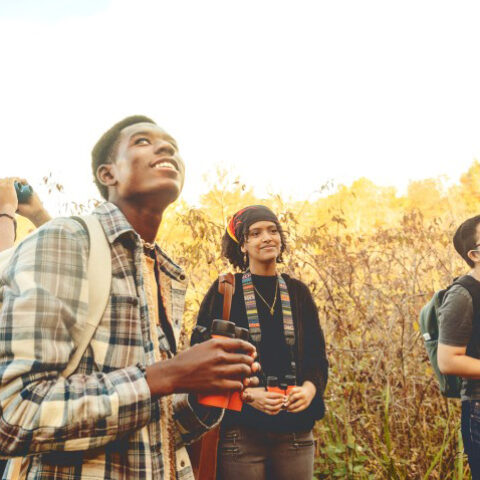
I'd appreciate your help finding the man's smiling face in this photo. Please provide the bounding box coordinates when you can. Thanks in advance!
[108,122,185,203]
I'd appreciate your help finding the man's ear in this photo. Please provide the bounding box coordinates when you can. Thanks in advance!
[467,249,480,265]
[96,164,117,188]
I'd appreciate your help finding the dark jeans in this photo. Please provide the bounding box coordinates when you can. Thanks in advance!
[217,425,315,480]
[462,401,480,479]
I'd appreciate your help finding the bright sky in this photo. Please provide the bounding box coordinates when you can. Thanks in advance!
[1,0,480,214]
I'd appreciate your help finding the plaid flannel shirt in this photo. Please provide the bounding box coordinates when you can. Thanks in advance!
[0,202,221,479]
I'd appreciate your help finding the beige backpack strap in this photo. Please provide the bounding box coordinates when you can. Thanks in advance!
[9,215,111,479]
[9,457,22,479]
[61,215,111,378]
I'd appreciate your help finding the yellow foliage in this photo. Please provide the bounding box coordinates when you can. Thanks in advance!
[12,161,480,478]
[16,216,36,242]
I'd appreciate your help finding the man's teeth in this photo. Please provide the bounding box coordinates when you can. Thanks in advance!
[154,162,175,170]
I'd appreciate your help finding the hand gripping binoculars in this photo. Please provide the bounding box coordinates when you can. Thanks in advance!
[267,373,297,396]
[194,320,251,412]
[267,362,298,407]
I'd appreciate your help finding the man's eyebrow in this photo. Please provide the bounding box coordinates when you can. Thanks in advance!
[130,131,179,148]
[130,130,151,138]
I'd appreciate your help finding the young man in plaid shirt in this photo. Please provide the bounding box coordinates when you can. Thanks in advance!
[0,116,257,479]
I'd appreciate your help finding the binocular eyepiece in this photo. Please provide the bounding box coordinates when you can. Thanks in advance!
[14,181,33,204]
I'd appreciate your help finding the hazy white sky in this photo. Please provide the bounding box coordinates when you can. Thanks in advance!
[1,0,480,213]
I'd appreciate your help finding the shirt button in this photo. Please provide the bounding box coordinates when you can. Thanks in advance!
[131,298,139,306]
[180,460,185,467]
[179,274,186,281]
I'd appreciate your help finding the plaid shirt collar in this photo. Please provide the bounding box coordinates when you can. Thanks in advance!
[94,202,186,283]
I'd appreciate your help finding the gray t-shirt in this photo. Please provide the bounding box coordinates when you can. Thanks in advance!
[438,283,480,400]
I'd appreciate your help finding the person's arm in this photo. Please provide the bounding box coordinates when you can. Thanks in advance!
[437,284,479,377]
[169,337,258,446]
[14,178,51,228]
[0,178,18,252]
[286,381,317,413]
[287,281,328,413]
[176,277,260,443]
[0,218,153,456]
[299,281,328,393]
[156,277,258,444]
[146,339,256,397]
[192,279,221,336]
[438,344,480,377]
[0,177,51,252]
[0,222,258,457]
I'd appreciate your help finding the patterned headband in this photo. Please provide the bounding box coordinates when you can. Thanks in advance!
[226,205,279,244]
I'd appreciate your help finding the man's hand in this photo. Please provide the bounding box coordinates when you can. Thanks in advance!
[0,177,51,227]
[146,337,259,398]
[285,381,316,413]
[13,178,51,227]
[242,387,285,415]
[0,178,18,216]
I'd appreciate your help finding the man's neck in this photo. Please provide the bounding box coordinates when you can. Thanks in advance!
[111,199,165,243]
[471,267,480,282]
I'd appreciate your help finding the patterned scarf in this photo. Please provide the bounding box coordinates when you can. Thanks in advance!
[241,271,295,349]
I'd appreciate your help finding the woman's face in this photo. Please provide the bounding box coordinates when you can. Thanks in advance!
[241,220,282,266]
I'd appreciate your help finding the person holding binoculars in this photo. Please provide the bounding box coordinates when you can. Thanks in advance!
[0,117,259,480]
[0,177,51,252]
[195,205,329,480]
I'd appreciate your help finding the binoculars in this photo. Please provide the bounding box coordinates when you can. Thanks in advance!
[14,181,33,204]
[267,373,297,396]
[267,372,298,412]
[195,319,251,412]
[193,321,299,412]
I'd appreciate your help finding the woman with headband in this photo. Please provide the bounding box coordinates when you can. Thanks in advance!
[194,205,329,480]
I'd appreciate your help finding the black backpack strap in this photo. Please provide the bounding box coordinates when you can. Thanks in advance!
[453,275,480,319]
[452,276,480,389]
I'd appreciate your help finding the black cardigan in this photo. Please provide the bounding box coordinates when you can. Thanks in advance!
[195,272,328,433]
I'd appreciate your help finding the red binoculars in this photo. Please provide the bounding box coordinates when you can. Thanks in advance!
[197,320,251,412]
[267,374,297,396]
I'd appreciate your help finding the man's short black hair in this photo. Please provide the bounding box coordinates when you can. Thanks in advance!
[91,115,155,199]
[453,215,480,268]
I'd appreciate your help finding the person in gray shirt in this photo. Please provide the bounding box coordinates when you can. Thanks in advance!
[438,214,480,478]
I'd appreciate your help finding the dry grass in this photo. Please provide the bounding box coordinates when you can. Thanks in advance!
[170,206,470,479]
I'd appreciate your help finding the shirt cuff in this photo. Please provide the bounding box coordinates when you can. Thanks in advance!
[173,393,223,445]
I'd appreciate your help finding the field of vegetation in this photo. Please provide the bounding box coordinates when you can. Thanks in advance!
[17,163,480,478]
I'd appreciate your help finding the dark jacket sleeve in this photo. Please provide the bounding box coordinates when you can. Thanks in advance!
[299,282,329,398]
[191,279,221,344]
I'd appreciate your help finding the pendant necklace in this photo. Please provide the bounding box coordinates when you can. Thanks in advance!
[253,277,278,316]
